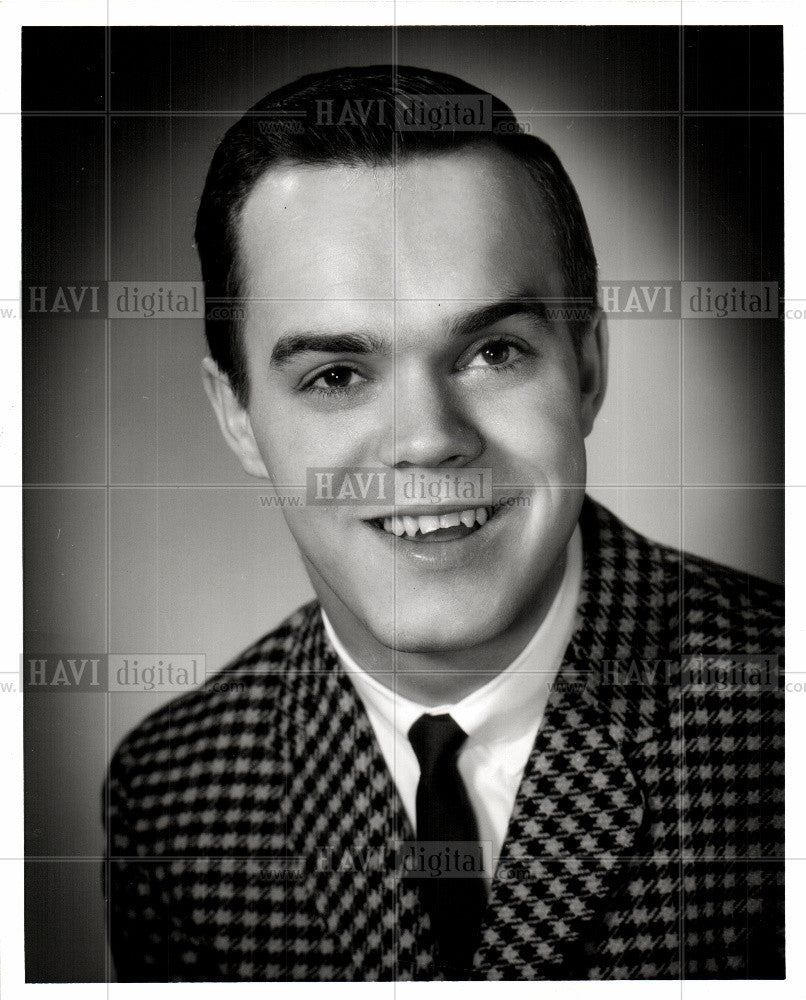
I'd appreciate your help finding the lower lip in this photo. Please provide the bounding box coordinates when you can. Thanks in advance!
[362,507,510,570]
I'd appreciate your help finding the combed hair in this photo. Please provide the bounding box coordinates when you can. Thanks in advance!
[195,64,599,403]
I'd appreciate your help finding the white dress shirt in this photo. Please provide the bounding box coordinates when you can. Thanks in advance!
[321,525,582,882]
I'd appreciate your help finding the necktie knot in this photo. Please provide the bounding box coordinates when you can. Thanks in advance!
[408,713,467,776]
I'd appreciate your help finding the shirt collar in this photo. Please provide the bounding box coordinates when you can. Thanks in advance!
[322,523,582,750]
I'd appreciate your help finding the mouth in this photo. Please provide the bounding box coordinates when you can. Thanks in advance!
[365,505,497,543]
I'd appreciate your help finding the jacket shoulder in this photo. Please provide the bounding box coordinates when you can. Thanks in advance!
[581,496,783,654]
[673,547,783,650]
[107,600,322,807]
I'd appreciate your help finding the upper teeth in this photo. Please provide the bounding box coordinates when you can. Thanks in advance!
[381,507,491,538]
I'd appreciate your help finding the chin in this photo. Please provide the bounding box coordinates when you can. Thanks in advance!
[362,602,523,654]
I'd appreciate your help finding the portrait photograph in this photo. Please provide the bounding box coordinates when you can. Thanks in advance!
[12,7,796,994]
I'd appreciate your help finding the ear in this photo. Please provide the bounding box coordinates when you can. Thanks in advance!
[201,357,270,478]
[577,309,609,437]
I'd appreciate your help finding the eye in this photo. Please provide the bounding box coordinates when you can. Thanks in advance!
[464,338,524,369]
[300,364,368,395]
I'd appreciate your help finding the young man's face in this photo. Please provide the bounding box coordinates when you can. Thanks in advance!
[206,145,606,653]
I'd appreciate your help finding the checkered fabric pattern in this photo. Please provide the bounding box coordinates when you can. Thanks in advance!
[104,496,784,981]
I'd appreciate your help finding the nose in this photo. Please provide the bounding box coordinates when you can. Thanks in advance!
[378,369,484,469]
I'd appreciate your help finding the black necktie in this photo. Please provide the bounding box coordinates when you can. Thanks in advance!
[408,713,487,975]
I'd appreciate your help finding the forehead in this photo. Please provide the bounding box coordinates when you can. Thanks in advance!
[236,146,563,326]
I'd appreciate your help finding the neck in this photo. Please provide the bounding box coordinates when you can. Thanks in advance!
[314,549,568,706]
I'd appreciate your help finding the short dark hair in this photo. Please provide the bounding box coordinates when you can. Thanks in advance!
[195,64,599,404]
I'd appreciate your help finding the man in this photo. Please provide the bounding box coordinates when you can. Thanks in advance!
[104,65,784,981]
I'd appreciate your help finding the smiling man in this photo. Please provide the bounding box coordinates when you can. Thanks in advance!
[104,66,784,982]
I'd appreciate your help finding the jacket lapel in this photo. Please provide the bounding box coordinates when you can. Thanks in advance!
[475,498,662,979]
[475,650,647,978]
[278,609,435,980]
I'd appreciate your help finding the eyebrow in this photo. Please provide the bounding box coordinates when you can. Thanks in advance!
[447,297,550,340]
[270,332,389,367]
[268,297,551,368]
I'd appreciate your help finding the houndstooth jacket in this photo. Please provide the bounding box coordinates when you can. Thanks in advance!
[104,496,784,981]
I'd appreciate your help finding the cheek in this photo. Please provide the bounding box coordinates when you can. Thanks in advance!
[245,405,332,481]
[485,379,584,470]
[542,414,587,491]
[248,395,379,478]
